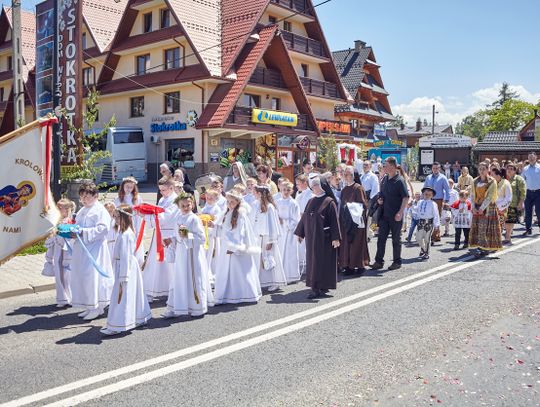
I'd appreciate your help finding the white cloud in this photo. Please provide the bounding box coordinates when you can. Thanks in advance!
[392,83,540,126]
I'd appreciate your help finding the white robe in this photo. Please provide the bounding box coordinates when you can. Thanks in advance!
[167,212,214,316]
[114,195,145,266]
[214,207,261,304]
[243,193,257,211]
[252,202,287,288]
[295,189,313,269]
[106,221,118,267]
[106,229,152,332]
[143,193,177,298]
[275,196,301,283]
[71,202,114,310]
[43,234,73,306]
[217,195,227,212]
[201,203,223,281]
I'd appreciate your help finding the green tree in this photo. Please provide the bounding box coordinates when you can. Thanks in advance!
[456,110,489,140]
[388,114,405,127]
[317,136,339,171]
[485,99,536,132]
[491,82,519,108]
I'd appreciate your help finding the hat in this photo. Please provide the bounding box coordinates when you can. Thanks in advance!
[421,186,436,195]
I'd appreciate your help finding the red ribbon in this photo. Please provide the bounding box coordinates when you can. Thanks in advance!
[133,204,165,262]
[40,117,58,210]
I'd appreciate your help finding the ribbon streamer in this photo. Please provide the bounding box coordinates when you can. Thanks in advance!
[133,204,166,262]
[75,232,111,278]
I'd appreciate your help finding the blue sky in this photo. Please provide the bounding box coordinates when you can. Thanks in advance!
[6,0,540,124]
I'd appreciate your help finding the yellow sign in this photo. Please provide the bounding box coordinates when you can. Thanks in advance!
[252,109,298,127]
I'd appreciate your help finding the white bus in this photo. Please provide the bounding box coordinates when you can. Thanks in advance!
[90,127,148,184]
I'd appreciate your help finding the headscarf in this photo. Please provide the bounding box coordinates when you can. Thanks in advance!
[226,161,248,186]
[309,174,337,206]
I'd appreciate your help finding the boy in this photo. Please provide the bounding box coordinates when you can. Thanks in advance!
[406,192,422,244]
[244,177,258,210]
[201,188,222,280]
[416,187,441,260]
[450,190,472,250]
[294,174,312,274]
[211,177,227,212]
[71,182,114,320]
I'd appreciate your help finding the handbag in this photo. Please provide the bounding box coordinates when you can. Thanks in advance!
[262,252,276,271]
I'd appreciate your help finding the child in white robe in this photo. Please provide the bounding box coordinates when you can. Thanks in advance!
[70,182,114,321]
[114,177,145,266]
[140,177,178,301]
[252,185,287,292]
[162,193,213,318]
[275,181,301,283]
[42,198,75,307]
[101,206,151,335]
[294,174,313,274]
[201,188,223,281]
[211,178,228,212]
[243,178,258,211]
[104,202,118,264]
[214,190,261,304]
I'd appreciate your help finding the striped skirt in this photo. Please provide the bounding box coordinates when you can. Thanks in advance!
[469,204,502,251]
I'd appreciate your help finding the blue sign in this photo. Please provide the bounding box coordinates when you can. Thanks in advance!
[150,121,187,133]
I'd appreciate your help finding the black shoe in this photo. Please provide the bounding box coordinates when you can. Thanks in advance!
[388,262,402,271]
[453,245,460,251]
[307,290,321,299]
[354,267,367,275]
[522,229,532,236]
[370,262,384,270]
[463,243,469,249]
[342,268,355,276]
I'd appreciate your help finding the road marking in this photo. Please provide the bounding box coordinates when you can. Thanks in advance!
[2,237,538,407]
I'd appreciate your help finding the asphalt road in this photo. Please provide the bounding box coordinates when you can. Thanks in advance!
[0,230,539,407]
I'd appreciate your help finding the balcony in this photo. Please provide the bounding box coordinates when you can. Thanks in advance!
[227,106,315,132]
[300,77,338,99]
[280,31,328,59]
[249,67,287,89]
[269,0,315,17]
[0,70,13,83]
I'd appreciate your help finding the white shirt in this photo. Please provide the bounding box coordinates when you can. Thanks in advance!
[295,189,313,214]
[451,201,472,229]
[416,199,441,228]
[522,163,540,190]
[360,171,380,199]
[496,179,512,210]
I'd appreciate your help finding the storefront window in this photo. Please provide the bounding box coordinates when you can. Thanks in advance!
[167,138,195,168]
[164,91,180,114]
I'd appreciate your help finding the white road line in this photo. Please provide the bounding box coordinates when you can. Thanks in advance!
[1,237,537,407]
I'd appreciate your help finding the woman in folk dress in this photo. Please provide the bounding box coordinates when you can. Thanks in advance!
[491,167,512,241]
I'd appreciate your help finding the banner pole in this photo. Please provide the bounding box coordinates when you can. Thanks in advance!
[52,0,61,201]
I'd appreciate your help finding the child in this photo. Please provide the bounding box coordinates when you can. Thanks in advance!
[141,177,178,301]
[294,174,313,275]
[162,193,213,318]
[243,177,258,210]
[441,179,459,237]
[114,177,144,266]
[450,190,472,250]
[211,177,227,212]
[101,206,151,335]
[200,188,222,281]
[406,192,422,244]
[252,185,287,292]
[104,202,118,263]
[275,181,301,283]
[274,177,288,202]
[415,187,441,260]
[70,182,114,320]
[43,198,75,308]
[214,190,261,304]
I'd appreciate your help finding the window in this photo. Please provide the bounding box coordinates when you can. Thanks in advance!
[143,13,152,33]
[7,56,13,71]
[164,47,181,70]
[114,131,144,144]
[82,33,87,49]
[82,67,95,86]
[300,63,309,78]
[283,21,292,31]
[241,93,260,108]
[164,91,180,114]
[166,139,194,168]
[0,87,4,101]
[271,97,281,111]
[130,96,144,118]
[136,54,150,75]
[160,9,171,28]
[269,16,277,24]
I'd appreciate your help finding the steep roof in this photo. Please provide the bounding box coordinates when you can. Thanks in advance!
[2,6,36,78]
[82,0,128,53]
[332,46,371,95]
[474,132,540,152]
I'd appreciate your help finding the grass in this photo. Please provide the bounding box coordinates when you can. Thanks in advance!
[17,241,47,256]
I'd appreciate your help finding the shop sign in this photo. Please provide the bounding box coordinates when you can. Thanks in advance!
[296,136,310,150]
[373,140,405,148]
[421,149,434,165]
[252,109,298,127]
[317,120,351,135]
[209,153,220,163]
[419,134,471,148]
[150,121,188,133]
[374,124,386,138]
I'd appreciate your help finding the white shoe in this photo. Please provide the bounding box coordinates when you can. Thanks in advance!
[100,328,120,336]
[267,285,279,292]
[78,310,90,318]
[83,309,103,321]
[161,310,177,319]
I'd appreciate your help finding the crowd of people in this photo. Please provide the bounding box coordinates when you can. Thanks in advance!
[41,151,540,336]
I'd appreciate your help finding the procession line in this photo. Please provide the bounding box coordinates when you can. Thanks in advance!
[2,238,537,407]
[37,237,539,407]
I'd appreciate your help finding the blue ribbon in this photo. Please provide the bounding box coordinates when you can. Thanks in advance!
[74,230,111,279]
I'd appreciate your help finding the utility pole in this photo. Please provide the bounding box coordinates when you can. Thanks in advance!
[431,104,437,135]
[11,0,24,128]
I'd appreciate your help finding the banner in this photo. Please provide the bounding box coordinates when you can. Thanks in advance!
[252,109,298,127]
[0,119,60,265]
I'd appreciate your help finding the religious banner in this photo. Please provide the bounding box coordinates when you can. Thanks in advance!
[0,118,60,265]
[57,0,83,166]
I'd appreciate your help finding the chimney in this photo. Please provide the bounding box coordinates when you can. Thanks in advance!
[354,40,366,52]
[416,118,422,132]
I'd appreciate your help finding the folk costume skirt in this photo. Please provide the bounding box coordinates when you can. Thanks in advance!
[469,204,502,251]
[505,206,520,224]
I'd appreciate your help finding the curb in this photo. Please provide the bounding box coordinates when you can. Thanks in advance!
[0,283,55,300]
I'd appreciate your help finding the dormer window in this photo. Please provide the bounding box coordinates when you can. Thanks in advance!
[143,12,152,33]
[161,9,171,29]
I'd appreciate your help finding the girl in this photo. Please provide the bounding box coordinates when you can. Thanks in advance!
[491,167,512,240]
[294,174,313,275]
[101,206,151,335]
[214,190,261,304]
[243,178,258,210]
[256,165,278,195]
[71,182,114,321]
[275,181,301,283]
[162,193,213,318]
[140,177,178,301]
[504,163,526,244]
[43,198,76,308]
[200,188,222,281]
[114,177,145,265]
[252,185,287,292]
[211,177,227,212]
[104,202,118,263]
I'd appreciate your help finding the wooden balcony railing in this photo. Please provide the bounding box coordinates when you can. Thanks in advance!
[300,76,338,98]
[249,67,287,89]
[280,30,327,58]
[270,0,314,16]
